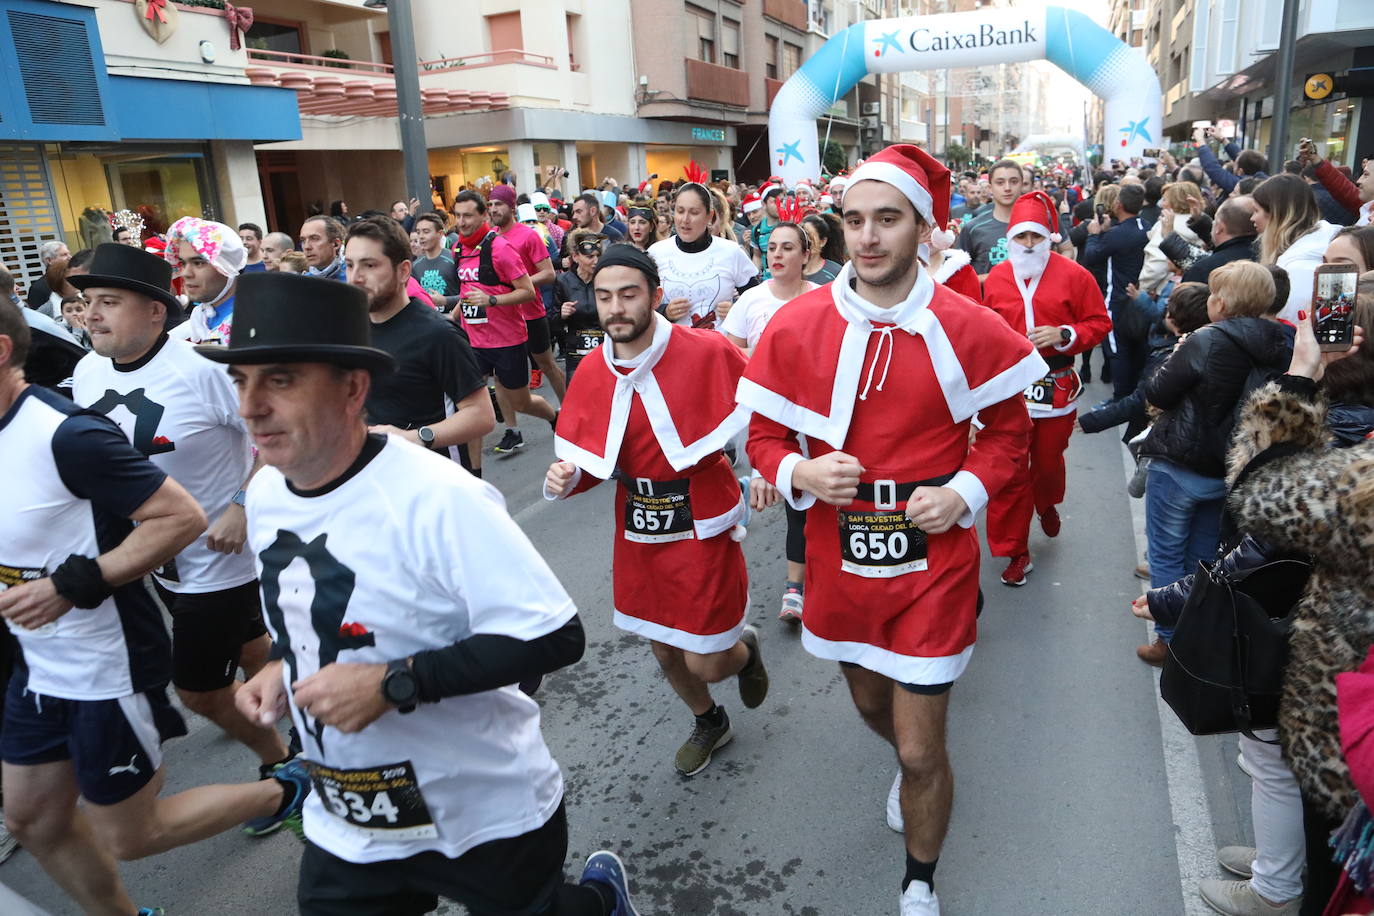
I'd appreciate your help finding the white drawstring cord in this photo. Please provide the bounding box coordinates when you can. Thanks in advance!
[859,327,895,401]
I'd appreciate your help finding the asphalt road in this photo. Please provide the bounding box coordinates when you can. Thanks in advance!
[1,379,1256,915]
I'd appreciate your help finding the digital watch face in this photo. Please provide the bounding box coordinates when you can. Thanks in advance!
[1313,270,1357,346]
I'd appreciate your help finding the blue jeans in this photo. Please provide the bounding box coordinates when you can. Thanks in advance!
[1145,459,1226,640]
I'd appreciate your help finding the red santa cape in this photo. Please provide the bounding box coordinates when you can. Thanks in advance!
[739,263,1047,683]
[930,248,982,303]
[550,315,752,652]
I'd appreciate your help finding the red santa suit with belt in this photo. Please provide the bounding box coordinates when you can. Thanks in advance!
[548,314,752,653]
[982,192,1112,559]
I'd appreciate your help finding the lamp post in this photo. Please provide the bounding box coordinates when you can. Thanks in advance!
[1268,0,1301,174]
[365,0,431,214]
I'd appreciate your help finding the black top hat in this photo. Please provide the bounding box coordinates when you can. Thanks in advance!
[69,243,182,326]
[194,272,395,375]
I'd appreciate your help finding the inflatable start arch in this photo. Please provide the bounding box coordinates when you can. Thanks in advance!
[768,4,1163,183]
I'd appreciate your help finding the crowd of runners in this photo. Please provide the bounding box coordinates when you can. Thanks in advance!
[2,130,1374,916]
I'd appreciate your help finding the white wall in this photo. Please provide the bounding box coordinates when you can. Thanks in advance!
[86,0,250,83]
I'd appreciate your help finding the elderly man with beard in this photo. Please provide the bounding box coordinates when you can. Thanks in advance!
[980,192,1112,587]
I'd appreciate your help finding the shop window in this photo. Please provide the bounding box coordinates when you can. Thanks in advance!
[486,12,523,52]
[245,19,307,55]
[722,18,741,70]
[46,145,215,253]
[766,35,779,80]
[688,4,716,64]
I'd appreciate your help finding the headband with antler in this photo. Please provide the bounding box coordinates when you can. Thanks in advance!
[683,160,709,185]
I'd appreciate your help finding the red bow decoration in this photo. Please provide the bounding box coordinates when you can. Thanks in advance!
[144,0,168,24]
[683,160,708,185]
[225,3,254,51]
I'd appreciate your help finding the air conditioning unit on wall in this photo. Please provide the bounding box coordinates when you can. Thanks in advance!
[860,115,879,129]
[861,102,880,115]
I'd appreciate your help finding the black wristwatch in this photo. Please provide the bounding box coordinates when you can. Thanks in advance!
[381,658,418,713]
[487,294,498,308]
[417,425,435,446]
[1059,327,1073,344]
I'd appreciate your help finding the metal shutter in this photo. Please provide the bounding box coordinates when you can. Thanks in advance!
[7,10,105,126]
[0,143,60,296]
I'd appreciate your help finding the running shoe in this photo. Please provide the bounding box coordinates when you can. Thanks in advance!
[900,880,941,916]
[674,711,733,776]
[778,588,803,622]
[886,771,903,832]
[530,369,544,390]
[1039,507,1061,538]
[1000,553,1033,587]
[243,759,311,838]
[493,429,524,455]
[0,813,18,864]
[736,625,768,708]
[580,850,640,916]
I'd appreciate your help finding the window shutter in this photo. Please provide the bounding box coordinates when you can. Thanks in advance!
[7,10,105,126]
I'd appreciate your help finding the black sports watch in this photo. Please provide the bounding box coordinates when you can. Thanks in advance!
[417,425,436,446]
[381,658,418,713]
[1059,327,1073,344]
[487,294,498,308]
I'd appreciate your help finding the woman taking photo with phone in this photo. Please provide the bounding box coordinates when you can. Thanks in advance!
[1253,173,1341,322]
[720,222,816,622]
[648,183,758,330]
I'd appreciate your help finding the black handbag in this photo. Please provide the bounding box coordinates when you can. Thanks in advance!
[1159,555,1310,739]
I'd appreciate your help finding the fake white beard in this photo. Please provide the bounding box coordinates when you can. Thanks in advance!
[1008,238,1051,284]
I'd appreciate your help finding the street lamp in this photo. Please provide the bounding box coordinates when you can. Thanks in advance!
[364,0,431,214]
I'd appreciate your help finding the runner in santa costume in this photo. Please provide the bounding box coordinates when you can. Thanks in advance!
[543,245,770,779]
[981,191,1112,587]
[737,144,1046,916]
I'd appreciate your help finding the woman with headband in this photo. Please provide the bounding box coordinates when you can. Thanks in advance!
[624,205,660,251]
[647,183,758,331]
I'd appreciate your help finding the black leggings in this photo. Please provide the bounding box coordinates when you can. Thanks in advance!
[785,504,807,566]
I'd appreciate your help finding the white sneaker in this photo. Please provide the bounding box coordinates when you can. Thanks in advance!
[900,880,940,915]
[886,771,903,832]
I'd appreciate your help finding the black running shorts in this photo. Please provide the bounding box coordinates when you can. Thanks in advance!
[154,580,268,692]
[475,344,530,391]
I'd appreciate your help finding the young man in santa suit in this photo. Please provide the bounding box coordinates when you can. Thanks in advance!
[981,191,1112,586]
[737,144,1047,916]
[543,245,770,779]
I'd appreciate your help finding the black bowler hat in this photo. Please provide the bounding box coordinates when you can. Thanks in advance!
[195,272,395,375]
[69,243,182,325]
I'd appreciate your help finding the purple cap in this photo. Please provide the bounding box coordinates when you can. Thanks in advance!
[488,185,517,206]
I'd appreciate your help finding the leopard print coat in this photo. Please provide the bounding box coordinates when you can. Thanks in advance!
[1226,380,1374,820]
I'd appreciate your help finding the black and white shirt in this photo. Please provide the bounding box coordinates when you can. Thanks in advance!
[73,335,256,595]
[0,386,171,699]
[247,433,575,863]
[648,235,758,330]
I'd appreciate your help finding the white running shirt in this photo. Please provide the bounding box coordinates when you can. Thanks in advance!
[247,434,575,863]
[648,235,758,330]
[719,279,816,349]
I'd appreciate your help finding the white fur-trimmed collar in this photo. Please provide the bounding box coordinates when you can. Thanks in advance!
[930,249,971,285]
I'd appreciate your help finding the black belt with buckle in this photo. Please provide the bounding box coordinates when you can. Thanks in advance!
[854,472,957,510]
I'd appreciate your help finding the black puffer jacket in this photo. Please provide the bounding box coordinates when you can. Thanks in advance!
[1140,317,1292,477]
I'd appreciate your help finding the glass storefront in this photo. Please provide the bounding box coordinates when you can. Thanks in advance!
[427,147,511,207]
[45,143,217,251]
[1251,98,1362,168]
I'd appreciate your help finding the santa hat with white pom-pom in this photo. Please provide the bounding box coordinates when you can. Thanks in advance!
[1006,190,1062,244]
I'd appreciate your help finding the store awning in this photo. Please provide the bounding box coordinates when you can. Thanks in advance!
[106,75,301,143]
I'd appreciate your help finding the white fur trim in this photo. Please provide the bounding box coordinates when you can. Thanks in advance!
[846,161,934,225]
[695,496,746,540]
[613,602,748,654]
[743,199,762,214]
[1007,220,1054,241]
[930,249,971,285]
[944,470,988,528]
[775,450,818,511]
[929,227,957,251]
[542,466,583,501]
[801,628,974,684]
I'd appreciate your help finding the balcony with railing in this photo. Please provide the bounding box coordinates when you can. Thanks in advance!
[685,59,749,106]
[763,0,809,32]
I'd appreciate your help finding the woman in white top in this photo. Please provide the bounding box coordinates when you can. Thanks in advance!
[721,222,816,623]
[648,183,758,331]
[1253,173,1341,323]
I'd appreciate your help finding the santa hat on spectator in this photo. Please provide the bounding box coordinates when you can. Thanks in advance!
[1006,190,1062,243]
[759,182,784,202]
[741,191,763,214]
[846,144,953,249]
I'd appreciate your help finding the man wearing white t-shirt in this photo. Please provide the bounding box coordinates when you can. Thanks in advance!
[71,245,292,809]
[211,272,639,916]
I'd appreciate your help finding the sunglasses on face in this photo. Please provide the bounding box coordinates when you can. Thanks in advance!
[536,206,552,213]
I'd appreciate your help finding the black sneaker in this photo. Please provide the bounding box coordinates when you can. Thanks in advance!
[493,429,524,455]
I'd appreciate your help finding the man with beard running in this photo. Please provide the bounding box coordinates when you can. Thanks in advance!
[342,216,496,474]
[737,145,1044,916]
[544,245,770,778]
[207,272,639,916]
[981,192,1111,586]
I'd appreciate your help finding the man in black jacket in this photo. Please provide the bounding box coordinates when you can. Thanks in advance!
[1180,196,1259,284]
[1081,183,1150,398]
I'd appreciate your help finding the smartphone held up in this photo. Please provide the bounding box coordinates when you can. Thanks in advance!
[1312,263,1358,352]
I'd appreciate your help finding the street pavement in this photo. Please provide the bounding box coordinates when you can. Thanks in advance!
[2,379,1257,915]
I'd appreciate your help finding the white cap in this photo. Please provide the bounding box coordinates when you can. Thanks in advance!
[530,191,551,209]
[600,190,618,208]
[517,203,538,223]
